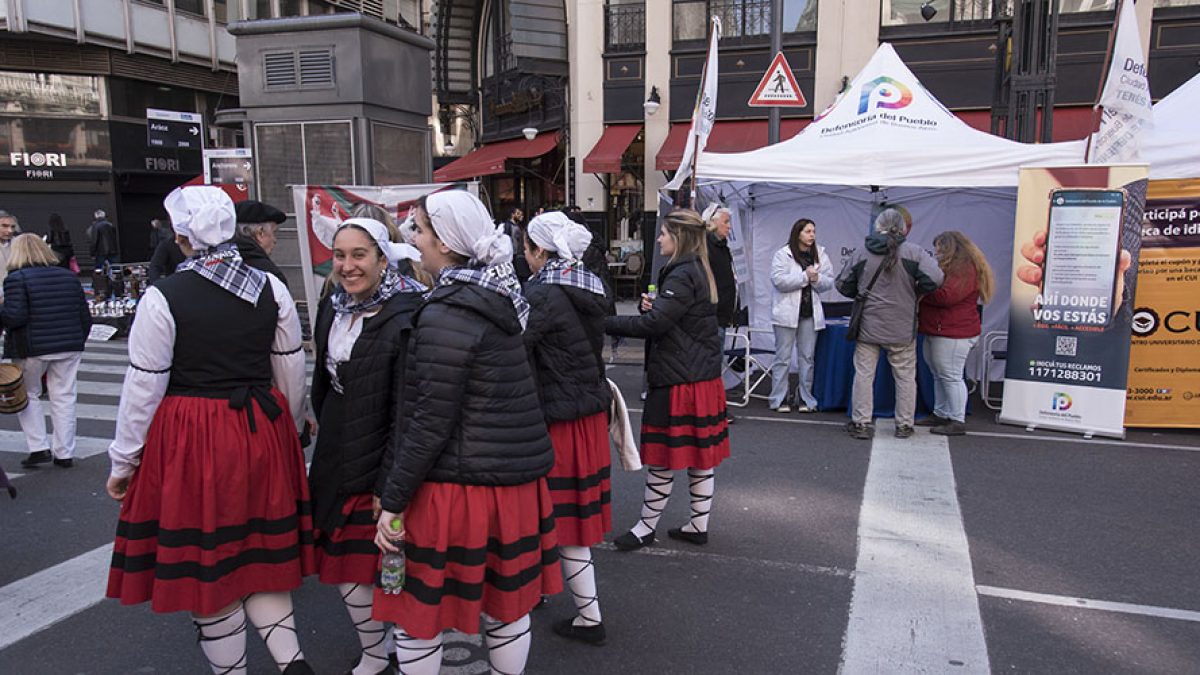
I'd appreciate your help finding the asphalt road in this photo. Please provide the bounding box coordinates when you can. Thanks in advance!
[1,340,1198,674]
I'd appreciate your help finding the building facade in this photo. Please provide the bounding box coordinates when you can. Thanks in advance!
[0,0,418,269]
[427,0,1200,252]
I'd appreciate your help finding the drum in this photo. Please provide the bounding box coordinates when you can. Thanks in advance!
[0,363,29,414]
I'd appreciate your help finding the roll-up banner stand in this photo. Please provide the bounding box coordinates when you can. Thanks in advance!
[1125,178,1200,428]
[291,183,480,336]
[999,165,1149,439]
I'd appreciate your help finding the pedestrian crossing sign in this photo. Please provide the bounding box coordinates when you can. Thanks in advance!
[748,52,807,107]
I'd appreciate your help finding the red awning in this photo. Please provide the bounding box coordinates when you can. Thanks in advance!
[954,107,1097,142]
[582,124,642,174]
[434,132,561,183]
[655,119,812,171]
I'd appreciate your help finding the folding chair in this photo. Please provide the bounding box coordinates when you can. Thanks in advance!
[980,330,1007,410]
[722,327,775,407]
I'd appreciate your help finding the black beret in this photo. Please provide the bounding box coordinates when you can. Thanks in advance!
[234,200,287,224]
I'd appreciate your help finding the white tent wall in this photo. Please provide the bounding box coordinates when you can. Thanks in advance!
[1144,71,1200,180]
[702,181,1018,380]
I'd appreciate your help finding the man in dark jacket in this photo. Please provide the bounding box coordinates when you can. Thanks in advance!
[499,206,532,283]
[147,237,186,284]
[147,218,173,258]
[836,208,943,440]
[233,200,289,287]
[88,209,119,271]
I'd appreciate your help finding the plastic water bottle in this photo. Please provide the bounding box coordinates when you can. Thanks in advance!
[379,517,405,595]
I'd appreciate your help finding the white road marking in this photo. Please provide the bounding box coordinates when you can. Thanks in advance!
[840,421,991,674]
[964,430,1200,454]
[0,430,111,459]
[977,585,1200,624]
[0,543,113,650]
[74,379,126,397]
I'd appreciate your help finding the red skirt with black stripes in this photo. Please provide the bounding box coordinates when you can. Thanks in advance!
[640,377,730,470]
[313,493,379,585]
[372,479,563,639]
[106,392,316,615]
[546,412,612,547]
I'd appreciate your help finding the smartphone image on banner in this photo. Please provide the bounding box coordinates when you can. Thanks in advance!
[1038,188,1127,328]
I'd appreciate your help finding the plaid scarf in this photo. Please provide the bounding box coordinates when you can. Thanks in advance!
[437,262,530,330]
[531,256,606,297]
[175,243,266,305]
[332,269,425,315]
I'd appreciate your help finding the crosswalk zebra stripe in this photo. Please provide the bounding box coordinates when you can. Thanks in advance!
[0,430,111,459]
[0,543,113,651]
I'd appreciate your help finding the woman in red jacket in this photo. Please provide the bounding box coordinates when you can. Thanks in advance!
[918,231,994,436]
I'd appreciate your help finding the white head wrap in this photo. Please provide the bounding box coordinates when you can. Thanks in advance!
[424,190,512,267]
[526,211,593,261]
[164,186,236,250]
[336,217,421,268]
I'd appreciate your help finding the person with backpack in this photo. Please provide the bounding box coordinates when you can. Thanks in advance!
[835,208,943,440]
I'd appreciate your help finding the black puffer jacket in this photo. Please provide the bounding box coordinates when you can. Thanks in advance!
[523,280,612,423]
[379,282,553,514]
[605,254,721,388]
[233,234,289,288]
[707,232,738,326]
[309,292,422,522]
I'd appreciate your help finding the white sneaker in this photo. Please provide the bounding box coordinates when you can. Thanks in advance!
[796,405,816,413]
[775,404,792,413]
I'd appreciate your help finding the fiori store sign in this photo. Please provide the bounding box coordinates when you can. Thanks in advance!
[10,151,68,167]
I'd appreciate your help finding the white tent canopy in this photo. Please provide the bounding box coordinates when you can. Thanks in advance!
[1144,71,1200,180]
[688,43,1091,382]
[694,43,1086,188]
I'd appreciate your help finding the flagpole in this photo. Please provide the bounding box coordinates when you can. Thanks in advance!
[1084,0,1126,162]
[688,16,717,205]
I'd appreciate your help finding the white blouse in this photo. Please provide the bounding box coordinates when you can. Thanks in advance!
[325,309,376,394]
[107,274,307,479]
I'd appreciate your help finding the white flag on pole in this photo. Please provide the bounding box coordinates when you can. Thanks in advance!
[1089,0,1153,164]
[665,17,721,191]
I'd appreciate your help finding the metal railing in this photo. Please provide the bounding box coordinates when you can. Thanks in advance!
[606,3,647,53]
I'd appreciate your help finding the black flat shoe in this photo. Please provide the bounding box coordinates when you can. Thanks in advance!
[552,618,607,646]
[612,530,654,551]
[52,458,74,468]
[667,527,708,546]
[342,656,396,675]
[21,450,51,468]
[283,660,315,675]
[916,414,949,427]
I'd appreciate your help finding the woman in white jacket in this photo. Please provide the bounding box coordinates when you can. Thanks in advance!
[768,219,834,412]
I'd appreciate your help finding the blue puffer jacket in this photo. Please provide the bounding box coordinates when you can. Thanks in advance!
[2,265,91,358]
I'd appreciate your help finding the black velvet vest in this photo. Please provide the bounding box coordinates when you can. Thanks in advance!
[155,270,278,394]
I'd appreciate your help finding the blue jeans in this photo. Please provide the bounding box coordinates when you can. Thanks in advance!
[923,335,977,422]
[769,319,818,409]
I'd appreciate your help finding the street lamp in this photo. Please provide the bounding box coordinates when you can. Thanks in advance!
[644,86,661,116]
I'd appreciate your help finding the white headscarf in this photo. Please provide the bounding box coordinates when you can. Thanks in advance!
[164,186,236,250]
[424,190,511,267]
[336,217,421,268]
[526,211,593,261]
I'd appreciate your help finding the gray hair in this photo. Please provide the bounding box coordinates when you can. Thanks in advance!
[874,208,907,236]
[237,221,272,238]
[0,209,16,224]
